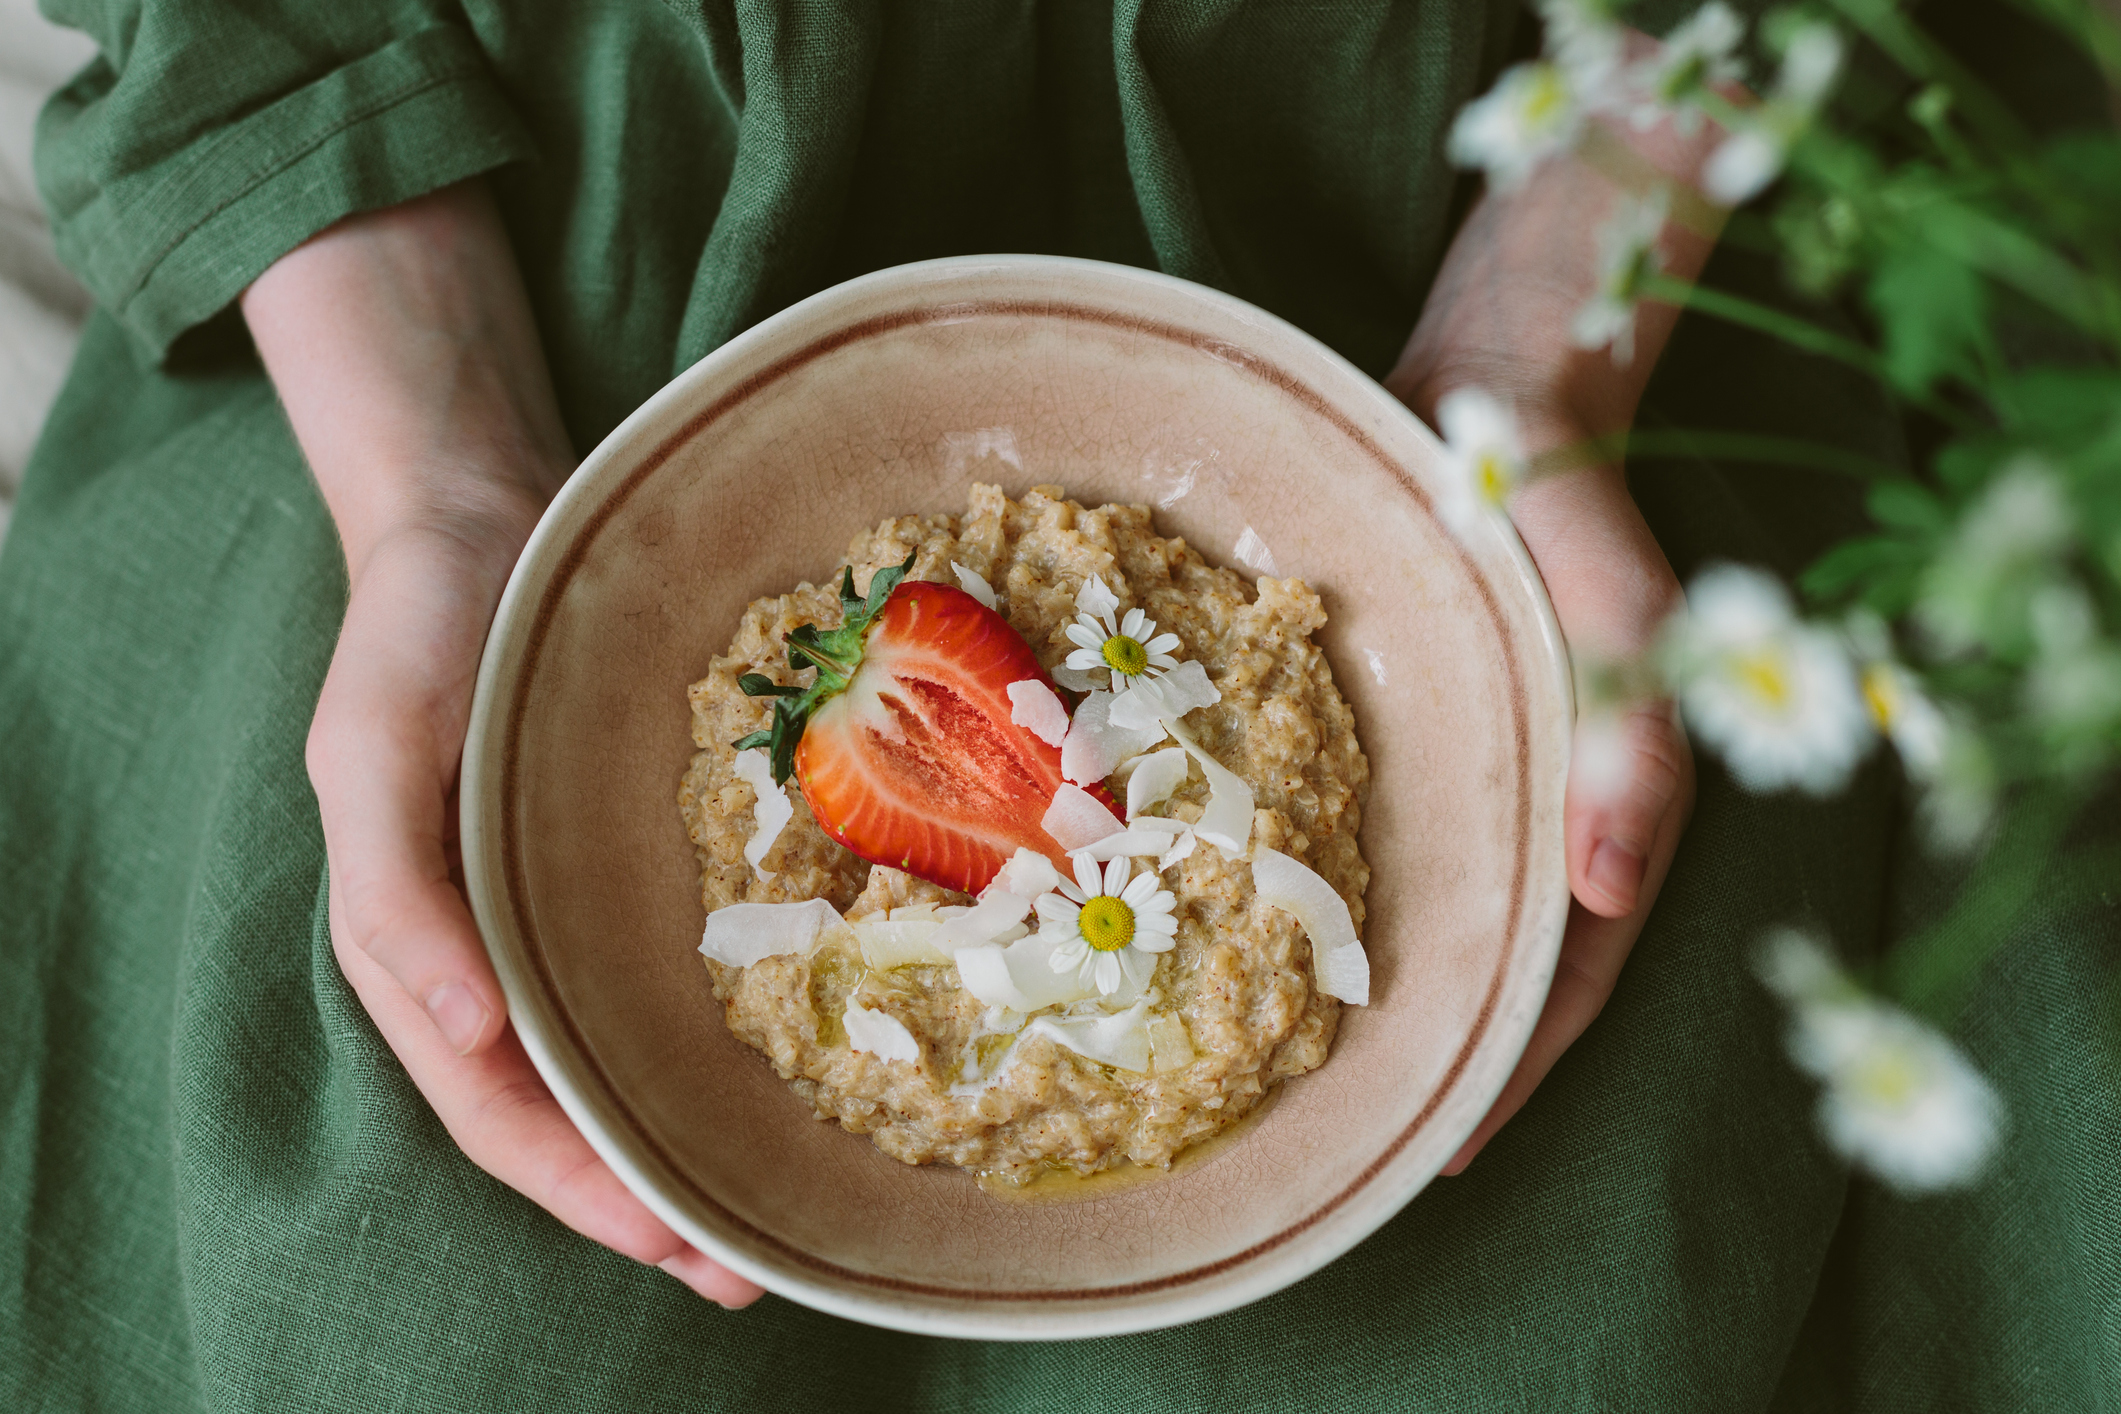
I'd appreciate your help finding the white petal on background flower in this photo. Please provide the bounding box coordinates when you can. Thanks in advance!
[1916,459,2076,655]
[1665,564,1873,794]
[732,747,793,882]
[1779,22,1847,106]
[1434,388,1528,534]
[1108,660,1222,731]
[1125,745,1191,819]
[1025,999,1155,1073]
[1253,847,1370,1004]
[699,898,842,968]
[1626,0,1745,133]
[1704,128,1783,205]
[1060,689,1170,784]
[1756,930,2001,1195]
[1570,188,1668,364]
[951,560,999,610]
[1041,783,1125,852]
[1539,0,1626,91]
[1007,678,1070,746]
[1164,719,1255,857]
[843,1001,922,1062]
[1920,724,1998,854]
[1448,60,1589,190]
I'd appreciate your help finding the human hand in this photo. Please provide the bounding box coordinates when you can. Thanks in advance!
[1387,48,1724,1173]
[243,183,762,1306]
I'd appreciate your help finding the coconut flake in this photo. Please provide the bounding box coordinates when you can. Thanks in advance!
[956,931,1101,1012]
[993,848,1065,900]
[1007,678,1070,747]
[1157,829,1199,871]
[1148,1013,1197,1072]
[1042,783,1125,852]
[699,898,842,968]
[1076,829,1185,861]
[851,918,956,969]
[932,886,1035,952]
[1124,746,1190,820]
[1165,719,1254,857]
[951,561,999,610]
[1107,660,1221,731]
[1049,660,1101,693]
[1060,690,1169,785]
[843,1001,921,1062]
[1026,999,1153,1073]
[1252,847,1369,1004]
[732,748,793,881]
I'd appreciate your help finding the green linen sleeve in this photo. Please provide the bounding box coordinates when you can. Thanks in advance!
[33,2,535,362]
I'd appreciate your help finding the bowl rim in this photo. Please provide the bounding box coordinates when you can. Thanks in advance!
[461,253,1573,1339]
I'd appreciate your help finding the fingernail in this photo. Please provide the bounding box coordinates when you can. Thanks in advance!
[424,982,490,1054]
[1588,837,1646,914]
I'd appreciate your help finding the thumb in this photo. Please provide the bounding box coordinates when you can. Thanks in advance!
[1568,700,1692,918]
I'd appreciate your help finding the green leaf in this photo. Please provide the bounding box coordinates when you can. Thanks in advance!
[731,729,771,751]
[739,673,802,698]
[1865,480,1949,533]
[1865,240,1988,394]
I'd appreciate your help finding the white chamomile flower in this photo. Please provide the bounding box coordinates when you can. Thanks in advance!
[1039,854,1179,998]
[1434,388,1527,535]
[1625,1,1746,134]
[1447,59,1591,191]
[1571,187,1669,364]
[1538,0,1626,93]
[1758,930,2002,1195]
[1703,21,1845,205]
[1917,458,2076,656]
[1662,563,1872,794]
[1064,575,1183,697]
[1843,610,1948,778]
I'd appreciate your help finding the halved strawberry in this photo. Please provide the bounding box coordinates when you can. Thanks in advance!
[734,556,1117,894]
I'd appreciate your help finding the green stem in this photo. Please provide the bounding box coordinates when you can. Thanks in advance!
[1533,428,1906,481]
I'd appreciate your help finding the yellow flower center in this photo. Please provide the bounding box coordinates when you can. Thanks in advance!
[1850,1044,1921,1109]
[1476,452,1511,504]
[1861,663,1899,730]
[1734,648,1791,709]
[1077,896,1136,952]
[1522,64,1567,126]
[1102,634,1149,677]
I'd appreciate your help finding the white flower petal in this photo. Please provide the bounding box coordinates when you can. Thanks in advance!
[1120,870,1159,907]
[1703,128,1783,205]
[1073,852,1105,898]
[731,748,794,883]
[951,561,999,611]
[1143,633,1181,655]
[699,898,842,968]
[1066,622,1106,652]
[1120,607,1149,639]
[1108,659,1220,731]
[843,1001,921,1063]
[1034,893,1081,925]
[1007,678,1071,747]
[1064,647,1105,672]
[956,931,1101,1011]
[1092,952,1123,995]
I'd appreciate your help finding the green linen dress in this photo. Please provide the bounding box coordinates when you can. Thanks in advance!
[3,1,2115,1409]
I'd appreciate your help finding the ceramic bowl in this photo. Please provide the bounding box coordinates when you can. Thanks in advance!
[461,255,1572,1340]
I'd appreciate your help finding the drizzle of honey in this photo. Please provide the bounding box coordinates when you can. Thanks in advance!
[973,1085,1283,1204]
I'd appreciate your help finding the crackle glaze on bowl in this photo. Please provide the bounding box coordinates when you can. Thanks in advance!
[460,255,1572,1340]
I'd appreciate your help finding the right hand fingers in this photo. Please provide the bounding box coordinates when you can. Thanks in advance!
[329,893,764,1308]
[308,534,511,1054]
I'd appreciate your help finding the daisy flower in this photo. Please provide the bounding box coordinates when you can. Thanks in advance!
[1758,930,2002,1195]
[1625,1,1746,134]
[1447,59,1591,191]
[1844,610,1948,778]
[1703,21,1845,205]
[1039,855,1179,997]
[1433,388,1527,535]
[1571,187,1669,364]
[1661,563,1872,794]
[1064,575,1183,695]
